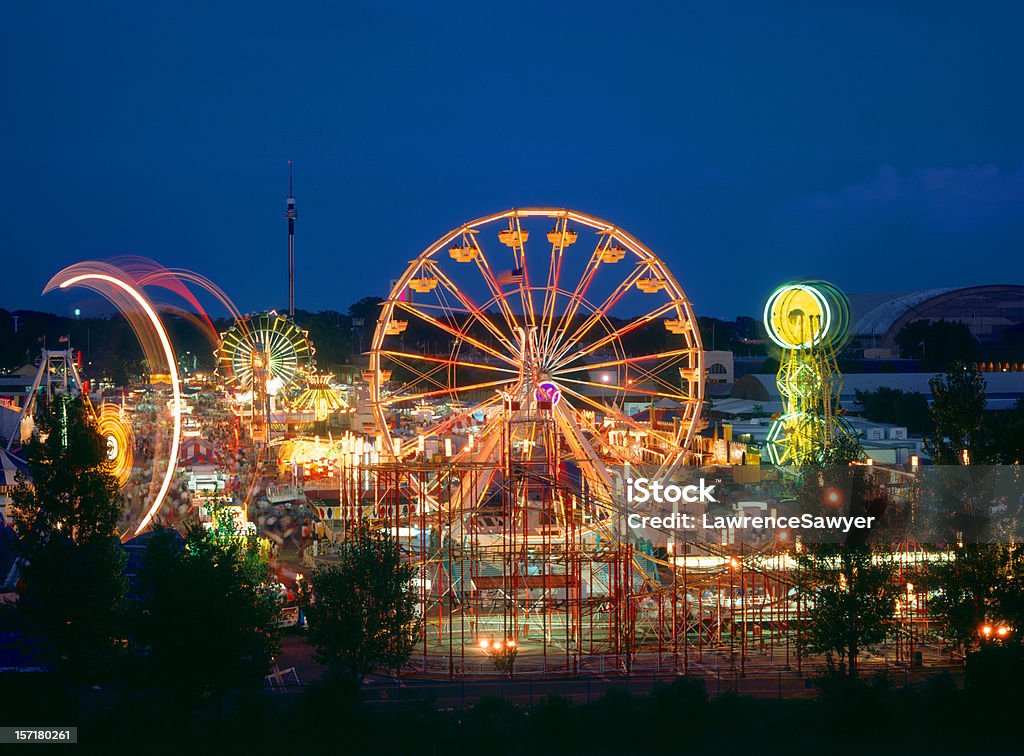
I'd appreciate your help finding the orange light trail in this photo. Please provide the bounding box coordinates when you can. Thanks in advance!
[48,269,182,536]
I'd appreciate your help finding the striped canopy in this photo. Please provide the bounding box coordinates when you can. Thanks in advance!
[0,449,28,489]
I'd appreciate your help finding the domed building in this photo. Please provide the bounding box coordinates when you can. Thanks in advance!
[849,284,1024,353]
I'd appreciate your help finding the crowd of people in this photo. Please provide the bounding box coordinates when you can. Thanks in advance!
[109,387,332,595]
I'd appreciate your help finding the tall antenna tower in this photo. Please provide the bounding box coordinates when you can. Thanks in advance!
[286,160,297,318]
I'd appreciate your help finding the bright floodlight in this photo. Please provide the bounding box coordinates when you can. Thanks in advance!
[266,376,285,395]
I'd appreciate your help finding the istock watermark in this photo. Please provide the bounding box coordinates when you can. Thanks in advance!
[623,475,878,536]
[626,477,718,504]
[625,511,878,534]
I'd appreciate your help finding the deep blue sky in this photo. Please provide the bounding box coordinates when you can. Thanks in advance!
[3,1,1023,319]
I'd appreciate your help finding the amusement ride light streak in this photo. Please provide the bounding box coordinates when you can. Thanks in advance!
[96,404,135,486]
[53,272,182,536]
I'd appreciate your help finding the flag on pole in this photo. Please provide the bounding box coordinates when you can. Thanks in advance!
[497,267,524,286]
[389,279,409,302]
[58,335,69,343]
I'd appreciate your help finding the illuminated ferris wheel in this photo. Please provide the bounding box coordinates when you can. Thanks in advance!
[369,208,704,484]
[217,311,313,393]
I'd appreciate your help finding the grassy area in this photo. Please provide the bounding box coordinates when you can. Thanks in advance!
[1,665,1018,753]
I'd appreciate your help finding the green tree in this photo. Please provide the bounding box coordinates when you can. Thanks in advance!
[926,364,987,464]
[295,309,353,368]
[978,398,1024,465]
[896,319,980,370]
[303,523,421,682]
[926,544,1023,655]
[794,457,895,546]
[347,296,384,323]
[854,387,931,435]
[794,431,864,518]
[133,508,282,698]
[11,395,127,679]
[816,431,865,467]
[797,544,899,677]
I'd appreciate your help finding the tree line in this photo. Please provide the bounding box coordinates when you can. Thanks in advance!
[1,396,419,701]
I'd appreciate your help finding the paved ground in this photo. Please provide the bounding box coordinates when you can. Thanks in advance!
[357,670,813,707]
[273,635,965,707]
[355,664,965,708]
[276,634,323,682]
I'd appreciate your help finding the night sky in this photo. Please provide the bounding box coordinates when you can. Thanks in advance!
[3,1,1023,319]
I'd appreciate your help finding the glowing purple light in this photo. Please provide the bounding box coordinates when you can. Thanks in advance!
[535,381,561,406]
